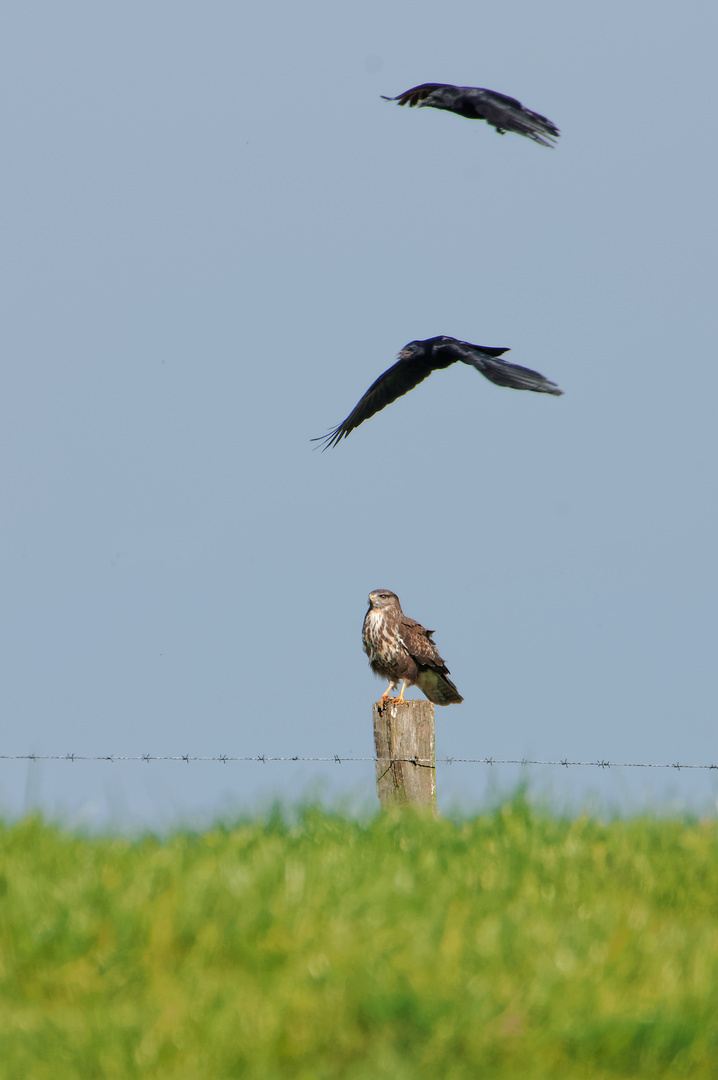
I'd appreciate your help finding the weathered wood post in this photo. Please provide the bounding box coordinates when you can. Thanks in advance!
[373,699,437,815]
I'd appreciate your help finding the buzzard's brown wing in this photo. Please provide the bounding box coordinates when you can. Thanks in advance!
[399,616,445,667]
[399,616,463,706]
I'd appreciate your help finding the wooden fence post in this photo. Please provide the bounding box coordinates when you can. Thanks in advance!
[373,699,437,815]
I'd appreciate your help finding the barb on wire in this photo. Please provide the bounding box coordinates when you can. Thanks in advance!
[0,753,717,770]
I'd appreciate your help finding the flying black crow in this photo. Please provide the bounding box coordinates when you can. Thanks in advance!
[382,83,559,147]
[314,336,562,449]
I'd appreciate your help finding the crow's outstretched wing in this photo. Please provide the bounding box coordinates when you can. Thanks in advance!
[450,340,563,395]
[313,354,435,450]
[381,83,455,108]
[468,88,559,146]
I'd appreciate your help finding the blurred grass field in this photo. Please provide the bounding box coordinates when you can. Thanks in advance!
[1,798,717,1078]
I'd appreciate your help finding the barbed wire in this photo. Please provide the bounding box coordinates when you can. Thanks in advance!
[0,753,716,770]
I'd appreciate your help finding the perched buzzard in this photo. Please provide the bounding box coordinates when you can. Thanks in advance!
[314,336,562,449]
[363,589,463,707]
[382,83,559,147]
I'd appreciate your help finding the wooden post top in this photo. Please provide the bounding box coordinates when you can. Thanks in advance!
[373,699,437,815]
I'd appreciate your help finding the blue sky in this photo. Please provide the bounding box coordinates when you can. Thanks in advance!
[1,1,717,826]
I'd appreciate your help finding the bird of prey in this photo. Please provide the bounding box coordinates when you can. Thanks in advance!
[363,589,463,707]
[382,83,559,147]
[314,336,562,449]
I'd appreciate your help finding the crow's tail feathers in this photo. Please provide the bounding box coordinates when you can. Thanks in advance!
[498,106,559,147]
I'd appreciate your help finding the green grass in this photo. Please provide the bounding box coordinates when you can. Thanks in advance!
[1,798,717,1078]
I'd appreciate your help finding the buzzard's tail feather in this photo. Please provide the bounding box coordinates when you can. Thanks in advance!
[417,669,463,706]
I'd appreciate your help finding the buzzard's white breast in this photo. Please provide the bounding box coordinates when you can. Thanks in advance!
[363,608,406,670]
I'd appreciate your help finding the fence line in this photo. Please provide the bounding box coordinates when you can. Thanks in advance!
[0,753,716,771]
